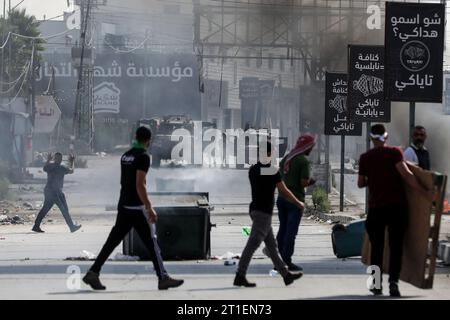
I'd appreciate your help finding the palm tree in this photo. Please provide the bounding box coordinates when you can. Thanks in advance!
[0,8,45,97]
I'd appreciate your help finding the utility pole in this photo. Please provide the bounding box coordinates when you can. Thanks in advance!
[0,0,5,102]
[72,0,92,151]
[143,28,148,118]
[29,41,35,125]
[7,0,11,103]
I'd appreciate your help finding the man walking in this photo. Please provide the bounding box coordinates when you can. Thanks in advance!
[273,133,316,271]
[234,142,305,288]
[83,126,183,291]
[358,124,429,297]
[403,125,430,170]
[32,152,81,233]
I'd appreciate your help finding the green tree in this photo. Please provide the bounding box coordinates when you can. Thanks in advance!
[0,8,45,97]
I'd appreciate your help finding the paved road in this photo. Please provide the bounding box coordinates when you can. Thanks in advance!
[0,155,449,299]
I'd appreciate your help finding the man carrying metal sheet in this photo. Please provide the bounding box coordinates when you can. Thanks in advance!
[358,124,430,297]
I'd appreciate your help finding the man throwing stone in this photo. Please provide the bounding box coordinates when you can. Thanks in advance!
[32,152,81,233]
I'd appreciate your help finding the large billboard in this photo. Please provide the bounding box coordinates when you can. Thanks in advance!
[36,52,201,121]
[384,2,445,102]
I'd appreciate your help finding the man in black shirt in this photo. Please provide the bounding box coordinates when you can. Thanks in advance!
[32,152,81,233]
[83,127,184,291]
[234,142,305,288]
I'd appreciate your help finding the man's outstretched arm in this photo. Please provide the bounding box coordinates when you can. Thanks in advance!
[67,154,75,174]
[43,153,52,172]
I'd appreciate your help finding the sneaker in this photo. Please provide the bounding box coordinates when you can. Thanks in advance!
[158,276,184,290]
[389,282,401,297]
[70,225,82,233]
[283,271,303,286]
[370,287,383,296]
[83,271,106,290]
[287,263,303,272]
[233,273,256,288]
[32,226,44,233]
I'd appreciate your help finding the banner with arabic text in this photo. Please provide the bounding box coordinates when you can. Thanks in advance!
[324,72,362,136]
[385,2,445,102]
[36,52,201,121]
[348,45,390,123]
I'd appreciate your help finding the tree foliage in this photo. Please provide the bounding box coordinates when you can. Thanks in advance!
[0,9,45,96]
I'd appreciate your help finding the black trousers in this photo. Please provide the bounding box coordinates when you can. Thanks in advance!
[366,205,408,283]
[90,206,168,279]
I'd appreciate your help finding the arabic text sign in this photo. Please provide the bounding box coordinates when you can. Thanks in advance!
[34,96,61,134]
[37,60,194,83]
[35,53,201,120]
[324,72,362,136]
[348,45,390,123]
[385,2,445,102]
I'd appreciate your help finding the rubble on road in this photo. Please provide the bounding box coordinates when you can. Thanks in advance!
[0,214,25,225]
[212,251,241,260]
[65,250,96,261]
[0,200,41,225]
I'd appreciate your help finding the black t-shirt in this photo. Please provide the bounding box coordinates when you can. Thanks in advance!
[44,163,71,192]
[118,148,150,207]
[249,162,282,215]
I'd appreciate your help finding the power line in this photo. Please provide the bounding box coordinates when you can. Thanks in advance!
[0,60,29,92]
[0,54,31,107]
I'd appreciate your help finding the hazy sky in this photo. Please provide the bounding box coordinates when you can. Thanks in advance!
[6,0,69,20]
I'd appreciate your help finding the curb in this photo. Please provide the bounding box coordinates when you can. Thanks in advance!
[304,207,358,225]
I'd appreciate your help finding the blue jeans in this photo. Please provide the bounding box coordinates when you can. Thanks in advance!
[276,195,303,265]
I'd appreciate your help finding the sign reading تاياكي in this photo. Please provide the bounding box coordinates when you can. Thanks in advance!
[324,72,362,136]
[347,45,391,123]
[384,2,445,102]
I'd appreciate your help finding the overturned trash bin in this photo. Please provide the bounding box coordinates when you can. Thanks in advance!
[123,192,213,261]
[331,219,365,259]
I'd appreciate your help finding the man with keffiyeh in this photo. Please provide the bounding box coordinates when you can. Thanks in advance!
[266,133,316,272]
